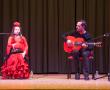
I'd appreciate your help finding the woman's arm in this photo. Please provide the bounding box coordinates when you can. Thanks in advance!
[6,36,14,55]
[22,36,28,55]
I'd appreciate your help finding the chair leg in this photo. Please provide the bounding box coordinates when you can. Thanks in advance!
[67,74,71,79]
[91,59,96,80]
[67,60,72,79]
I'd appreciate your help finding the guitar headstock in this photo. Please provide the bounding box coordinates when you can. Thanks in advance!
[95,42,102,47]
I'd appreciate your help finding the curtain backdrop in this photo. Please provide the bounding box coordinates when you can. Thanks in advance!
[0,0,110,74]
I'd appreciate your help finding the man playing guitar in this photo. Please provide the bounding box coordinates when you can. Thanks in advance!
[63,20,94,80]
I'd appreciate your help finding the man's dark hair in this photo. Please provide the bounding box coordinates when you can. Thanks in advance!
[78,20,87,30]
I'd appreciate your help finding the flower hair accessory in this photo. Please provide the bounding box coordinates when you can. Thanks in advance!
[13,21,20,27]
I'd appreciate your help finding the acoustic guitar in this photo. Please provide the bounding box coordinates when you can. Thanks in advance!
[64,36,102,53]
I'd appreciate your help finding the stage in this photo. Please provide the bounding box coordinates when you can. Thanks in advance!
[0,74,110,90]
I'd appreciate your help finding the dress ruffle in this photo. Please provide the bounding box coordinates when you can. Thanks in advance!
[1,54,30,79]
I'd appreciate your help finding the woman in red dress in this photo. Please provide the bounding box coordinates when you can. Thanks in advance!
[1,21,30,79]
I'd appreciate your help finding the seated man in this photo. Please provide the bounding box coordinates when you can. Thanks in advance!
[63,20,94,80]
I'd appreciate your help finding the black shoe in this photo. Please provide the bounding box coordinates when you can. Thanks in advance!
[75,73,80,80]
[84,76,89,80]
[84,74,89,80]
[92,74,97,80]
[92,74,95,79]
[84,72,89,80]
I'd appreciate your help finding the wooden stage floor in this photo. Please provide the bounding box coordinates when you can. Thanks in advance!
[0,74,110,90]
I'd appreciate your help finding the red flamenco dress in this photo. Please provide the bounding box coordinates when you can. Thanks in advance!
[1,36,30,79]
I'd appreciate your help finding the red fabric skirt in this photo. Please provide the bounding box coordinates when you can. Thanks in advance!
[1,53,30,79]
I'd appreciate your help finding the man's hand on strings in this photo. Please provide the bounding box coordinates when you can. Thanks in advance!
[82,43,88,48]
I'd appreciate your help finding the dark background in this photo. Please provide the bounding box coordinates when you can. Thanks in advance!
[0,0,110,74]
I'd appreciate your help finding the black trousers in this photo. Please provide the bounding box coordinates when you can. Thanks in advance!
[73,50,90,77]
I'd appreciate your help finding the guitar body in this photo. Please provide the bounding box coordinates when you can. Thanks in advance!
[64,36,85,53]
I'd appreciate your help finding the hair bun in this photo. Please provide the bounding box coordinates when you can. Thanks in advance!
[13,21,20,27]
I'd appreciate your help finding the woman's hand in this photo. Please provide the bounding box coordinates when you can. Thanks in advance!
[21,51,26,58]
[12,43,16,48]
